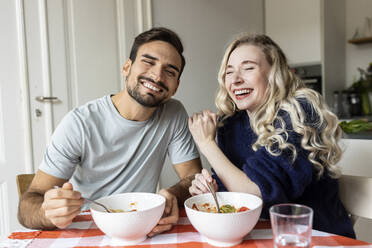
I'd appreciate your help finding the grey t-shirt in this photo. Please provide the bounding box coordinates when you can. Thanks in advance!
[39,95,199,200]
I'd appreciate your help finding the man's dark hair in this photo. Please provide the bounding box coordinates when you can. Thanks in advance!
[129,27,185,78]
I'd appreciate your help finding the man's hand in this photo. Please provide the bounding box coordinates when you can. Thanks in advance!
[42,182,84,229]
[148,188,179,237]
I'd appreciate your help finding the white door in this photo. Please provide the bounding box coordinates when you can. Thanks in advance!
[0,0,32,240]
[0,0,151,239]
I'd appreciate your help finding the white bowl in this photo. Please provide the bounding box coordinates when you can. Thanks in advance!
[90,192,165,245]
[184,192,263,247]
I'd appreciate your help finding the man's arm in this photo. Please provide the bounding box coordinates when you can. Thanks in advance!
[148,158,201,237]
[165,157,202,205]
[18,169,83,229]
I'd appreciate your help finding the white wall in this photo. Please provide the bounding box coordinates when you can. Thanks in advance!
[264,0,372,98]
[151,0,264,188]
[265,0,321,66]
[345,0,372,86]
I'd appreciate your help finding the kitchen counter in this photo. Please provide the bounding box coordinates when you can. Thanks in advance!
[342,131,372,140]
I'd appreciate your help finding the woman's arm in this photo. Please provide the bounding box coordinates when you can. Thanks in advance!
[199,140,261,197]
[188,110,261,197]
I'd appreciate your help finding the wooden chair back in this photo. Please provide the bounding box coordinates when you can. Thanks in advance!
[339,174,372,225]
[16,173,35,197]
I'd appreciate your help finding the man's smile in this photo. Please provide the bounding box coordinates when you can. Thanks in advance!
[138,76,168,93]
[142,81,161,92]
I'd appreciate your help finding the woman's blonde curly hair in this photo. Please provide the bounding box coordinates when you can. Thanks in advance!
[215,33,342,178]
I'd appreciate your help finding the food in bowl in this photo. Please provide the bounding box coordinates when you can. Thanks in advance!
[185,192,262,247]
[90,193,165,245]
[109,202,138,213]
[192,203,249,213]
[109,208,125,213]
[109,208,138,213]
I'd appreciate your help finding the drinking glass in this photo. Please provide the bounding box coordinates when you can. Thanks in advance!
[270,204,313,248]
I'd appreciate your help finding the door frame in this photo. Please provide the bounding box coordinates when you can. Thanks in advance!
[16,0,34,174]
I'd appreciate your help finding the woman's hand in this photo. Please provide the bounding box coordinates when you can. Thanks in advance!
[189,169,218,196]
[188,110,217,149]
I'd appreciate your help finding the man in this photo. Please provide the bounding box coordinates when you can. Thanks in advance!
[18,27,202,237]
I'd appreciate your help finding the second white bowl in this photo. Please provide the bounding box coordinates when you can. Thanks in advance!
[185,192,263,247]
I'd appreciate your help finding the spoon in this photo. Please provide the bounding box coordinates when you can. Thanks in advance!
[53,186,112,213]
[206,182,220,213]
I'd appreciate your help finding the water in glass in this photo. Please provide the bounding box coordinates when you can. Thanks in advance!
[275,233,310,248]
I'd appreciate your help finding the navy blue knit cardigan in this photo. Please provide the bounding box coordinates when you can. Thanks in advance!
[212,103,355,238]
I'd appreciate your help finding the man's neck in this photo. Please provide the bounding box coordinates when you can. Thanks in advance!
[111,90,156,121]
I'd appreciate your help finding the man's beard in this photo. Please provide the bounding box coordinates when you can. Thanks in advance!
[127,76,168,108]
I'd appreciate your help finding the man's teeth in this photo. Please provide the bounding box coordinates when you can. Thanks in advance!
[235,89,251,95]
[143,82,160,92]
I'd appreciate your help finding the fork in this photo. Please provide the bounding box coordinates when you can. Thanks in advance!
[206,182,220,213]
[53,186,112,213]
[84,198,112,213]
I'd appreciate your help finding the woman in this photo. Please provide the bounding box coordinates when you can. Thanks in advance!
[188,34,355,238]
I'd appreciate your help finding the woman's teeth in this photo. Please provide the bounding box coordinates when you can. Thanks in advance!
[234,89,252,95]
[143,82,160,92]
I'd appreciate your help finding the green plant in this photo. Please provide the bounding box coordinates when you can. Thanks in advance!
[339,119,372,133]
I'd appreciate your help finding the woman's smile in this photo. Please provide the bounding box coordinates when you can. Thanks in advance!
[233,88,253,100]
